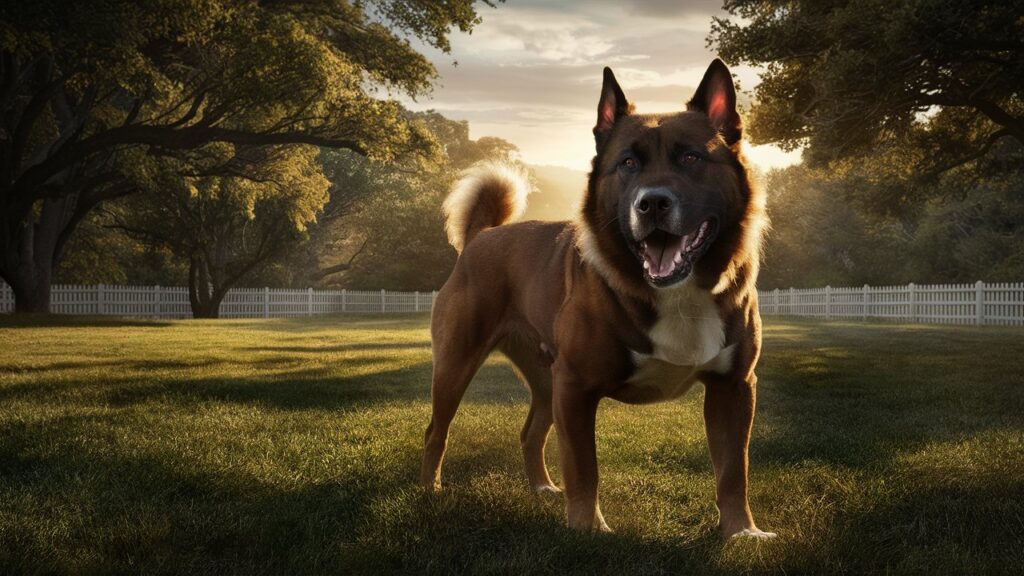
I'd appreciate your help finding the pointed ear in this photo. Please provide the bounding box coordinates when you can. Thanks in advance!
[687,58,742,145]
[594,67,629,151]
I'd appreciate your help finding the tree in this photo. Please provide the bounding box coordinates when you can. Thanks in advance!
[105,145,328,318]
[55,222,185,287]
[0,0,493,312]
[711,0,1024,174]
[326,113,524,290]
[759,165,909,288]
[759,140,1024,288]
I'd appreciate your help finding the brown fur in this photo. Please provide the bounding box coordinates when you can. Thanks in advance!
[421,60,773,538]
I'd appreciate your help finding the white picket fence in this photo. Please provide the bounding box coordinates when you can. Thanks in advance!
[758,281,1024,326]
[0,283,437,319]
[1,281,1022,325]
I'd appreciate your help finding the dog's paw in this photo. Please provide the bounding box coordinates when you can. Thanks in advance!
[729,527,777,540]
[533,484,563,497]
[419,481,443,494]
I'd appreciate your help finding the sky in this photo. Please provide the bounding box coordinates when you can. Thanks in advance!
[401,0,802,173]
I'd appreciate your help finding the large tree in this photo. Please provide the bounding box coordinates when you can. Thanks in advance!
[107,145,329,318]
[0,0,492,312]
[711,0,1024,173]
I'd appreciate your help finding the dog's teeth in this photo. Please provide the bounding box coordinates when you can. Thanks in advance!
[673,251,682,264]
[643,260,650,270]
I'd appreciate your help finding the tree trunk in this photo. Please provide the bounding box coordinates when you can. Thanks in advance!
[188,255,225,318]
[10,275,52,313]
[1,198,67,314]
[191,298,222,319]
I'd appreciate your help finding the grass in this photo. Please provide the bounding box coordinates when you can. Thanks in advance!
[1,314,1022,575]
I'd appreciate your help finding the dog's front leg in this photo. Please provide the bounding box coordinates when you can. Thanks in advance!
[552,364,610,532]
[703,373,775,539]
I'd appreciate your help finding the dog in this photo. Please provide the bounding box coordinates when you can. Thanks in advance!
[420,59,774,539]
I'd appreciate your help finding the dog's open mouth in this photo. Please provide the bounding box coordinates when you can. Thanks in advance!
[637,219,716,286]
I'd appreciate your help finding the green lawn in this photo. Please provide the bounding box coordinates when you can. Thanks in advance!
[1,315,1022,575]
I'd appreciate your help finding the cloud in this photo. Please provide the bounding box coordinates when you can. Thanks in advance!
[402,1,800,173]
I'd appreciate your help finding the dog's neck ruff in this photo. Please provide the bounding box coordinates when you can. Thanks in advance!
[573,219,638,297]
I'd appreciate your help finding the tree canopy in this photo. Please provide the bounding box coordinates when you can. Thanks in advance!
[108,145,330,317]
[58,111,524,305]
[711,0,1024,174]
[0,0,494,312]
[760,146,1024,289]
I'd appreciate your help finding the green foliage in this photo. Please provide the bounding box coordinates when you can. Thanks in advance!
[56,112,524,292]
[761,143,1024,288]
[712,0,1024,174]
[1,315,1023,573]
[55,223,186,286]
[760,165,905,288]
[905,152,1024,282]
[315,113,523,291]
[105,145,330,315]
[0,0,495,311]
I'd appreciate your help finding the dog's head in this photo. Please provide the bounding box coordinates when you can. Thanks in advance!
[580,59,759,292]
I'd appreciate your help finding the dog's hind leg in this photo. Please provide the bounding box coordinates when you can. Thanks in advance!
[420,348,490,491]
[420,299,497,491]
[505,347,559,495]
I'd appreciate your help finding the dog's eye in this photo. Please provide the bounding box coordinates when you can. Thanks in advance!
[621,157,639,171]
[679,152,701,165]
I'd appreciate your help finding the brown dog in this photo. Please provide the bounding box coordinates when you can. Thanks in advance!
[420,59,774,539]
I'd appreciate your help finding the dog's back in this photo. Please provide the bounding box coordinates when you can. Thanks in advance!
[439,163,579,343]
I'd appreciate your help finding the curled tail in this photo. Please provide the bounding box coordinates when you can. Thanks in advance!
[443,162,530,253]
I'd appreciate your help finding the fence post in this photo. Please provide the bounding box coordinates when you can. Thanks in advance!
[825,285,832,320]
[415,291,420,312]
[976,280,985,325]
[307,287,313,316]
[342,289,347,312]
[908,282,917,323]
[97,283,105,315]
[773,288,779,315]
[155,285,162,319]
[381,289,386,313]
[789,287,796,316]
[264,287,270,318]
[432,290,438,312]
[862,284,870,321]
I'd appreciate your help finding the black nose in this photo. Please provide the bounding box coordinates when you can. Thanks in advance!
[634,188,676,215]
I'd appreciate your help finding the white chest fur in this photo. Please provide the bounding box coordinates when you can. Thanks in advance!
[645,280,725,366]
[621,280,733,404]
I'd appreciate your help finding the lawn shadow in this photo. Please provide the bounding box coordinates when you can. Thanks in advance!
[243,341,432,354]
[747,319,1024,470]
[4,407,1019,575]
[0,411,417,574]
[227,313,433,333]
[0,314,175,328]
[0,356,529,411]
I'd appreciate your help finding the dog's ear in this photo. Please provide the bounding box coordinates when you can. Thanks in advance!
[688,58,742,145]
[594,67,629,152]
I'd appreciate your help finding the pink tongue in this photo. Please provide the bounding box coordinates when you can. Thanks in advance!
[643,234,686,278]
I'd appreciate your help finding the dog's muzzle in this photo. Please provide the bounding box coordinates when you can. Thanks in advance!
[629,187,718,287]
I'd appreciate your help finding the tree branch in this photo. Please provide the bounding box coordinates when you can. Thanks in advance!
[969,97,1024,143]
[316,237,368,279]
[924,128,1013,179]
[10,123,367,208]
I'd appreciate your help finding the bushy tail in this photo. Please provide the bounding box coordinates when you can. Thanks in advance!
[443,162,530,253]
